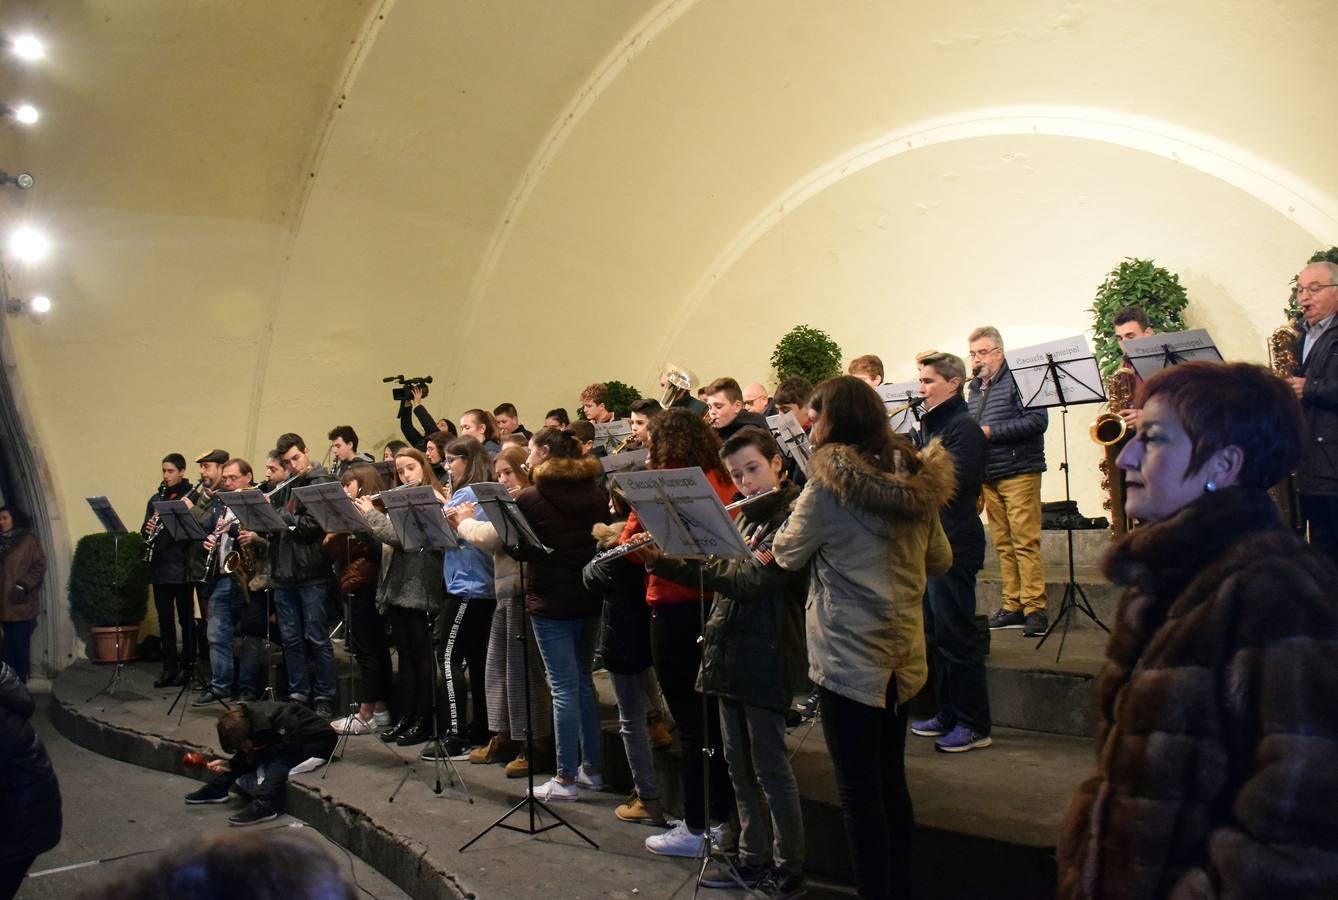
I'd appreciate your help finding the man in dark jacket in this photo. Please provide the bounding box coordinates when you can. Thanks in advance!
[910,352,992,753]
[270,433,337,719]
[647,427,809,896]
[141,453,196,688]
[967,326,1049,637]
[0,661,61,895]
[184,700,338,826]
[704,376,771,442]
[1290,260,1338,566]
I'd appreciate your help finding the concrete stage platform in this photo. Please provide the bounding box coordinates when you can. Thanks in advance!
[49,624,1107,900]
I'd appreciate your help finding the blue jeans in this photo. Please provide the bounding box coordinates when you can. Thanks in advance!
[1,618,36,682]
[206,578,240,696]
[274,581,336,702]
[530,615,602,779]
[923,561,990,735]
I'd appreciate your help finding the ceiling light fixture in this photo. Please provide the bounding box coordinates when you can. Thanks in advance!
[5,295,52,318]
[8,227,50,263]
[10,34,44,62]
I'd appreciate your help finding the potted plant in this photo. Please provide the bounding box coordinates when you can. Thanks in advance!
[1088,257,1189,377]
[68,531,150,662]
[771,324,843,385]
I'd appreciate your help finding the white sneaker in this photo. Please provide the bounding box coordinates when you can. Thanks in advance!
[371,710,392,729]
[288,756,328,776]
[330,714,375,735]
[528,777,579,802]
[645,821,712,857]
[575,767,605,791]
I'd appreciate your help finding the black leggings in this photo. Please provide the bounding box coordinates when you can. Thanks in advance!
[388,606,434,718]
[345,587,391,705]
[437,595,495,744]
[819,682,913,900]
[153,582,195,670]
[650,601,732,830]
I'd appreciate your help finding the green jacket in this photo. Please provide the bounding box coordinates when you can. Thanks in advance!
[652,483,808,714]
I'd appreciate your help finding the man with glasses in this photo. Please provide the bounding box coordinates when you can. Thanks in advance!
[193,459,257,706]
[1289,261,1338,564]
[742,382,772,417]
[967,326,1050,638]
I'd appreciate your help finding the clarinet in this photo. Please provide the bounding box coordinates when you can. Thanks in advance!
[142,480,203,562]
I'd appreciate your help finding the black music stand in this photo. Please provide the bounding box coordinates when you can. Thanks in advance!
[84,497,132,702]
[379,487,471,804]
[610,468,753,896]
[152,499,215,719]
[1009,338,1111,661]
[219,490,291,701]
[459,483,597,851]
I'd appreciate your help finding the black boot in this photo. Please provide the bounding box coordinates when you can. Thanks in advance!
[380,715,416,744]
[154,667,180,688]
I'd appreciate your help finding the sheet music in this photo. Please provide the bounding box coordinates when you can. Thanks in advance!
[1122,328,1223,381]
[765,411,812,477]
[469,482,552,554]
[1006,335,1105,408]
[876,380,922,435]
[380,485,456,551]
[601,447,650,474]
[610,467,750,560]
[290,483,368,534]
[152,500,209,540]
[592,419,634,454]
[219,489,292,533]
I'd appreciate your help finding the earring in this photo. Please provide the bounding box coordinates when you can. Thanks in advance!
[1204,481,1217,493]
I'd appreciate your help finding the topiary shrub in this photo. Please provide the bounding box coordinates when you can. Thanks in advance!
[771,325,843,386]
[1088,258,1189,377]
[68,532,150,627]
[1283,246,1338,321]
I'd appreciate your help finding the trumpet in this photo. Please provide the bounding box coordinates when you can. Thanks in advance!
[608,433,639,454]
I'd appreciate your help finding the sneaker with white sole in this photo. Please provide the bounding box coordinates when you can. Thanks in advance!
[288,756,329,775]
[934,724,993,753]
[529,777,579,802]
[910,714,950,737]
[575,767,605,792]
[330,714,376,735]
[646,821,717,858]
[371,709,392,729]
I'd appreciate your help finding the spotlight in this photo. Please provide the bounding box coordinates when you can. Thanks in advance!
[12,104,38,125]
[8,227,50,263]
[5,295,51,317]
[0,171,35,189]
[10,34,44,61]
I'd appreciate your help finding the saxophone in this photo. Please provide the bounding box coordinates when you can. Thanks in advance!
[1095,366,1136,535]
[1268,319,1304,531]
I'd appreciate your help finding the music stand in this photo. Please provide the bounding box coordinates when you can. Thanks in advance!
[610,468,753,895]
[378,487,470,805]
[458,483,598,851]
[765,411,813,479]
[84,498,132,702]
[147,499,219,719]
[600,447,650,476]
[1121,328,1222,382]
[1006,336,1111,662]
[592,418,634,456]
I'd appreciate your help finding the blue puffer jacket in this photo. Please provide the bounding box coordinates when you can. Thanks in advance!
[967,362,1048,481]
[442,486,495,600]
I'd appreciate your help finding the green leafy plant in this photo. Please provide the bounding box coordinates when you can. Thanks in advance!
[771,325,843,386]
[68,532,150,627]
[576,380,641,420]
[1089,258,1189,377]
[1283,246,1338,321]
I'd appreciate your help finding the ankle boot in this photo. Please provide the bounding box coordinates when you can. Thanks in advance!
[380,714,416,744]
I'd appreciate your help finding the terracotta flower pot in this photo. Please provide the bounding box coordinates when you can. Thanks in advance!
[89,625,139,663]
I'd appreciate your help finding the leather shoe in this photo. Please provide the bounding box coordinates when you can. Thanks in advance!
[379,715,416,744]
[395,722,433,747]
[154,669,180,689]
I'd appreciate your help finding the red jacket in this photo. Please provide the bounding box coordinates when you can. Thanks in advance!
[618,467,736,608]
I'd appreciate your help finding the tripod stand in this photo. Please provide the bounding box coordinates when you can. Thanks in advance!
[388,606,471,803]
[461,490,594,851]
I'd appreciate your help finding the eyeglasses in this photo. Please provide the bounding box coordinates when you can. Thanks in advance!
[1297,283,1338,296]
[967,347,1000,359]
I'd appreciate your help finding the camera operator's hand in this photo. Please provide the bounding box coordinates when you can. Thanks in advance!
[411,385,424,407]
[206,759,231,774]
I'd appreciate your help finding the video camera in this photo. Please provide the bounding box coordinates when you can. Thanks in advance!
[384,374,433,402]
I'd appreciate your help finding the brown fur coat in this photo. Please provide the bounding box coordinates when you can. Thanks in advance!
[1056,487,1338,899]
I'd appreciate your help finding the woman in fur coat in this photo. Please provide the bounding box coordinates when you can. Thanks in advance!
[773,376,954,900]
[1057,362,1338,899]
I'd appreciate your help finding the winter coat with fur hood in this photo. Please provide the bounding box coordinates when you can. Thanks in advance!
[513,454,610,619]
[1056,488,1338,900]
[773,441,954,709]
